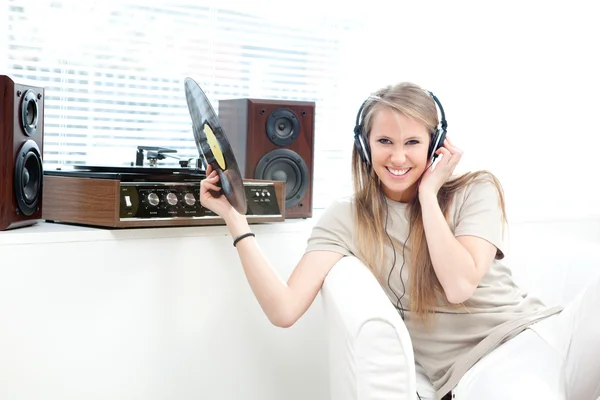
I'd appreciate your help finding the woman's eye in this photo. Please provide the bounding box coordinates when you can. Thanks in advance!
[406,140,419,145]
[378,138,391,144]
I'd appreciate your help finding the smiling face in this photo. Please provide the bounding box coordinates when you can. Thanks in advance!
[368,107,431,202]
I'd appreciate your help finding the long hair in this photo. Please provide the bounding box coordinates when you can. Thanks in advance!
[351,82,507,323]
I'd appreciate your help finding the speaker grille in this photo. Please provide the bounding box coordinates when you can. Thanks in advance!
[265,108,300,147]
[255,149,308,209]
[20,89,40,137]
[14,140,43,216]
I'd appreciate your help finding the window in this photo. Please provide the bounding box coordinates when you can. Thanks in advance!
[2,0,366,210]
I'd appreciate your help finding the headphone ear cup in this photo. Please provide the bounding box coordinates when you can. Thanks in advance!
[437,129,446,152]
[428,131,439,160]
[354,126,371,166]
[362,137,371,166]
[428,129,446,160]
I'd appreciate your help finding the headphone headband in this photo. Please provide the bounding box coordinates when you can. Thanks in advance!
[427,91,447,132]
[354,95,380,134]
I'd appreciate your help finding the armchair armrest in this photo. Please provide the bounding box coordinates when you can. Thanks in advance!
[321,256,417,400]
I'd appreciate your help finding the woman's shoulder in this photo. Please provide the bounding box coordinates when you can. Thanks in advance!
[447,170,507,225]
[451,170,504,201]
[320,195,354,218]
[305,195,357,256]
[310,195,355,228]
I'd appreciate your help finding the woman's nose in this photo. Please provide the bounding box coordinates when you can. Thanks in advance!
[390,148,407,165]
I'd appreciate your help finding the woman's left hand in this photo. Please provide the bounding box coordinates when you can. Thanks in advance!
[418,136,463,198]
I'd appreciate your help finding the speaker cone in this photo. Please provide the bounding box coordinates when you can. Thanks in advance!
[255,149,309,209]
[20,89,39,137]
[266,108,300,146]
[14,140,43,216]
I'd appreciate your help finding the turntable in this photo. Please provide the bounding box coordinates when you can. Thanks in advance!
[41,76,288,229]
[42,160,285,228]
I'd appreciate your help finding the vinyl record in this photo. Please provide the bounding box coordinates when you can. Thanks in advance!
[184,77,247,215]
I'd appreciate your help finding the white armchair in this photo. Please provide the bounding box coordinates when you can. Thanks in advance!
[321,229,600,400]
[320,255,431,400]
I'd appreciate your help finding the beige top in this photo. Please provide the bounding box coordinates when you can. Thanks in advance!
[305,175,562,399]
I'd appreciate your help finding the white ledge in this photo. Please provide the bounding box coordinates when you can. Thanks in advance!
[0,217,318,246]
[3,212,598,247]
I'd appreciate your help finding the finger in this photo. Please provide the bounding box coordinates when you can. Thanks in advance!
[437,147,452,159]
[206,164,212,174]
[201,175,219,188]
[444,148,462,168]
[202,182,222,192]
[208,171,219,181]
[202,174,220,185]
[201,175,216,186]
[443,137,455,149]
[433,148,444,161]
[442,138,459,153]
[451,149,463,165]
[445,144,463,159]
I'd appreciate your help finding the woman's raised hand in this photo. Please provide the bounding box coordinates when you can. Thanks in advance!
[419,136,463,198]
[199,164,236,219]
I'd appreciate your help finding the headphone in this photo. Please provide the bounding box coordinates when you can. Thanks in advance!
[353,90,448,168]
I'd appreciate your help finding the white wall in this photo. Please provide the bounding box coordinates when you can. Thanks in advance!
[329,1,600,223]
[0,0,7,70]
[0,222,329,400]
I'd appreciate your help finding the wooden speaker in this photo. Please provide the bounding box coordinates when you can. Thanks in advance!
[0,75,45,230]
[218,99,315,219]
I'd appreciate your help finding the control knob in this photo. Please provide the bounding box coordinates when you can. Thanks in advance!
[147,192,159,206]
[184,193,196,206]
[166,192,178,206]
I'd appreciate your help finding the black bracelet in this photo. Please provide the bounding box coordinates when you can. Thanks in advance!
[233,232,255,247]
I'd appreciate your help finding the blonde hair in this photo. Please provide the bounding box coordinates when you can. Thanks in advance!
[351,82,507,324]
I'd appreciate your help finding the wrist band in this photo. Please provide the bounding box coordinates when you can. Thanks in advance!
[233,232,255,247]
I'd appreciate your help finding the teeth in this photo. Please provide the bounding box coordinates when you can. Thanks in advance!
[387,167,410,176]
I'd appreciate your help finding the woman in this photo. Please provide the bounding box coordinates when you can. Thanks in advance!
[199,82,600,400]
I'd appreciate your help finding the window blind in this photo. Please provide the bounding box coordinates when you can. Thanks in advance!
[2,0,363,210]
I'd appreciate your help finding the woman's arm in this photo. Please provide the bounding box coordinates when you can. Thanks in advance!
[225,210,343,327]
[418,137,499,304]
[419,192,497,304]
[200,165,345,327]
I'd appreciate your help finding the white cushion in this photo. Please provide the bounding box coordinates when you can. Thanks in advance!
[321,256,418,400]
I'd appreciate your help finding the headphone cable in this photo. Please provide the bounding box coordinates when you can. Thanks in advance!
[384,198,412,319]
[383,199,420,399]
